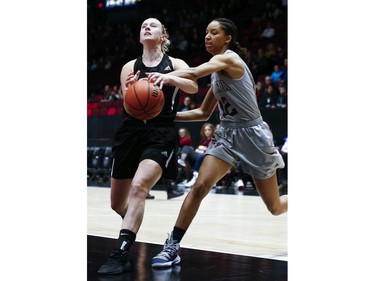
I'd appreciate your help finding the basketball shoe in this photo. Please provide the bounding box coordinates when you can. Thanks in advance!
[98,249,131,275]
[167,188,184,199]
[151,233,181,268]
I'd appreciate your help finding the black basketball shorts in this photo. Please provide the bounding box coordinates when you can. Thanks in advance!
[111,123,179,180]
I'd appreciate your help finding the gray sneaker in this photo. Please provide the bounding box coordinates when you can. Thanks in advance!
[151,233,181,268]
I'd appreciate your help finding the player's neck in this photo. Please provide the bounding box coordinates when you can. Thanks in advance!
[142,47,163,67]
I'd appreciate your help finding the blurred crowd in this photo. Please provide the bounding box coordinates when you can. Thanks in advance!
[87,0,288,110]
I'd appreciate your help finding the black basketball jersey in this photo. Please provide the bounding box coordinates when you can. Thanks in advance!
[122,54,180,124]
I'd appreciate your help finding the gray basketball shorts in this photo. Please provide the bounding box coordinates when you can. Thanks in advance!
[206,117,285,179]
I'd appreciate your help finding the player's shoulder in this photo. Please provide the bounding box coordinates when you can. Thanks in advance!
[214,51,242,68]
[121,59,137,73]
[123,59,137,68]
[216,51,239,61]
[168,56,189,69]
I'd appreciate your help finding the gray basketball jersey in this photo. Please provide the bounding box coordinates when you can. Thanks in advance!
[211,50,261,122]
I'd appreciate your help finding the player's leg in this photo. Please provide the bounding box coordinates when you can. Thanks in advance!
[253,173,288,216]
[121,159,162,232]
[110,178,132,218]
[175,155,233,230]
[99,160,162,275]
[152,155,232,268]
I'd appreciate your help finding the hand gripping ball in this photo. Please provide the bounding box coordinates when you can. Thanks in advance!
[124,79,165,120]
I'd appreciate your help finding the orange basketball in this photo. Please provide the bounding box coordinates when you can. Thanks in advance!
[124,79,165,120]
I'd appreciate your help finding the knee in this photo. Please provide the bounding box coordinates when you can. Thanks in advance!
[267,204,283,216]
[190,181,211,200]
[128,183,148,199]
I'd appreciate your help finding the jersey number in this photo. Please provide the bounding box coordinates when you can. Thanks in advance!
[219,97,238,117]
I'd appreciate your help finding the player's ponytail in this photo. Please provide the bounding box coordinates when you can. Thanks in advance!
[161,24,171,54]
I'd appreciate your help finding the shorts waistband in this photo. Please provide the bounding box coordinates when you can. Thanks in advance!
[220,116,263,128]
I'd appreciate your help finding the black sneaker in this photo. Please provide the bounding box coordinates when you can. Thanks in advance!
[167,189,184,200]
[98,249,131,275]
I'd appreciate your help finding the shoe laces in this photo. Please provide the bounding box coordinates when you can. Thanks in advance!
[158,233,179,258]
[107,249,128,262]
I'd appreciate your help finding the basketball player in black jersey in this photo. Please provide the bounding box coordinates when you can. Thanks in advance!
[97,18,198,275]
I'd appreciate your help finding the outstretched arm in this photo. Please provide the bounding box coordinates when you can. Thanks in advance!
[171,52,243,80]
[148,53,243,92]
[175,87,218,122]
[146,57,198,93]
[147,72,198,94]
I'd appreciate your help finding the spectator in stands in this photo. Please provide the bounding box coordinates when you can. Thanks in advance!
[264,75,273,89]
[270,64,285,85]
[276,85,287,108]
[178,96,193,112]
[110,86,122,101]
[176,128,196,185]
[184,123,215,189]
[97,18,198,275]
[188,100,197,110]
[178,127,192,149]
[257,79,267,107]
[195,123,214,154]
[100,85,112,102]
[262,85,278,109]
[102,85,122,102]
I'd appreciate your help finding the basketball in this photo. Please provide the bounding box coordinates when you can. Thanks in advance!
[124,79,165,120]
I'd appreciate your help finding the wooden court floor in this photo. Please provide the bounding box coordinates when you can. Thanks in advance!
[87,186,287,280]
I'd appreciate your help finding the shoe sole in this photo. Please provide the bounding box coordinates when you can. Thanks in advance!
[151,255,181,268]
[167,193,184,199]
[97,261,131,275]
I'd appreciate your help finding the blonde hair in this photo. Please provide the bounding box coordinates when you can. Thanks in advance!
[161,24,171,54]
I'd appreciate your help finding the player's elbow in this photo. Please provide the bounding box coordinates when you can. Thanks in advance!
[191,83,199,94]
[199,111,211,121]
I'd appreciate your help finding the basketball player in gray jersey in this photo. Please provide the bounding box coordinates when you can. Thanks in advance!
[211,49,260,122]
[148,18,287,268]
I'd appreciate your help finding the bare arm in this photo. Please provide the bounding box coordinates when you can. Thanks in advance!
[175,87,218,122]
[119,60,139,99]
[146,57,198,94]
[171,52,244,80]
